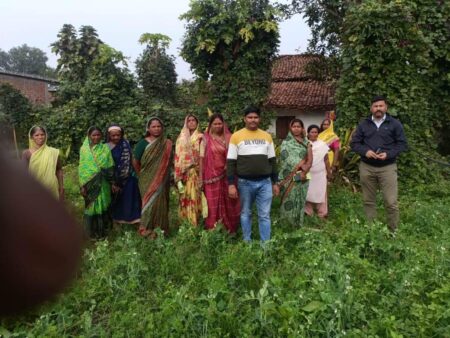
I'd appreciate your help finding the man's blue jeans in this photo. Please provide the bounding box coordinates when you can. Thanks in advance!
[237,177,273,241]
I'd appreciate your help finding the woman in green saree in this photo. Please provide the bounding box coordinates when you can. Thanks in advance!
[278,119,313,226]
[133,117,173,238]
[79,126,115,238]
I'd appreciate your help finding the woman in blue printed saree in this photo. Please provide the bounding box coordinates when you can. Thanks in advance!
[278,119,312,226]
[133,117,173,238]
[106,125,141,225]
[79,126,115,238]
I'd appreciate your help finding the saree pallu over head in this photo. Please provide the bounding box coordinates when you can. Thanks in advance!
[174,115,203,183]
[138,135,173,231]
[202,124,231,183]
[79,137,114,208]
[318,119,339,145]
[279,132,309,185]
[279,132,310,226]
[28,126,60,197]
[318,119,339,166]
[202,124,240,232]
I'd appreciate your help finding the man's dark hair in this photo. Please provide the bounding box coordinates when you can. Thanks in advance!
[244,106,261,116]
[371,95,388,104]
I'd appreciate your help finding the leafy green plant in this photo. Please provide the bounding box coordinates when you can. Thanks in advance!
[333,127,359,190]
[180,0,280,130]
[40,25,143,157]
[0,83,33,150]
[335,1,450,183]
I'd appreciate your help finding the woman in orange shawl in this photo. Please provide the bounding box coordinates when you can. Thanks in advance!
[200,113,240,233]
[174,114,203,226]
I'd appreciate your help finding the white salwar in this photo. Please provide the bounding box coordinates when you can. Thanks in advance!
[306,140,329,203]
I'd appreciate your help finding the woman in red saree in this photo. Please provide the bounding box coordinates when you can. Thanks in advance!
[200,113,240,233]
[133,117,173,238]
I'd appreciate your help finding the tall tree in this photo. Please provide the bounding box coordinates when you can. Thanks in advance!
[135,33,177,105]
[51,24,103,102]
[44,25,142,154]
[288,0,349,56]
[0,49,10,70]
[50,24,80,80]
[51,24,102,82]
[0,44,55,77]
[78,26,103,81]
[180,0,280,129]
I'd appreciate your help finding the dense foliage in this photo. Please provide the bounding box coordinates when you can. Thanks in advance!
[336,0,450,181]
[289,0,346,56]
[180,0,280,129]
[288,0,450,167]
[0,83,33,147]
[2,167,449,336]
[51,25,103,89]
[0,44,55,77]
[40,25,210,153]
[39,25,144,155]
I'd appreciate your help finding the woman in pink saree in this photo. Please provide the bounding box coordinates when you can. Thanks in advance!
[200,113,240,233]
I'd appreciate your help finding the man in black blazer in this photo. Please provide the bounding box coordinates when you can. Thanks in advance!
[351,96,408,231]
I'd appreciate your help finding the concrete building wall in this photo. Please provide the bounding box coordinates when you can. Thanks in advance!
[267,108,329,138]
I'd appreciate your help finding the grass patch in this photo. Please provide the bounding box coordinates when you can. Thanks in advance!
[2,168,449,337]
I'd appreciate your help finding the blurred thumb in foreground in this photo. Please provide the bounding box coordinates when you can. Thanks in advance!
[0,151,82,316]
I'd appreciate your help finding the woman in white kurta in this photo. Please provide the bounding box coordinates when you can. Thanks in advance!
[305,124,331,218]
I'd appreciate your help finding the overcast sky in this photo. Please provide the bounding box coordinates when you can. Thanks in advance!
[0,0,311,80]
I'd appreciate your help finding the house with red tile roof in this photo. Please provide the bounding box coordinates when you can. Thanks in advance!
[265,54,335,138]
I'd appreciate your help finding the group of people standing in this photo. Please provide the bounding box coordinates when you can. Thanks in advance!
[226,106,340,241]
[280,117,341,224]
[23,95,407,241]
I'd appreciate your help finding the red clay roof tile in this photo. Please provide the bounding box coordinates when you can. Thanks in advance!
[266,55,335,111]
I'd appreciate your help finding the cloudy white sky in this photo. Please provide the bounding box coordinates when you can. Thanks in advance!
[0,0,311,80]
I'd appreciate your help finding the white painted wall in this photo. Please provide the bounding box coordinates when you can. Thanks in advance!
[267,109,328,135]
